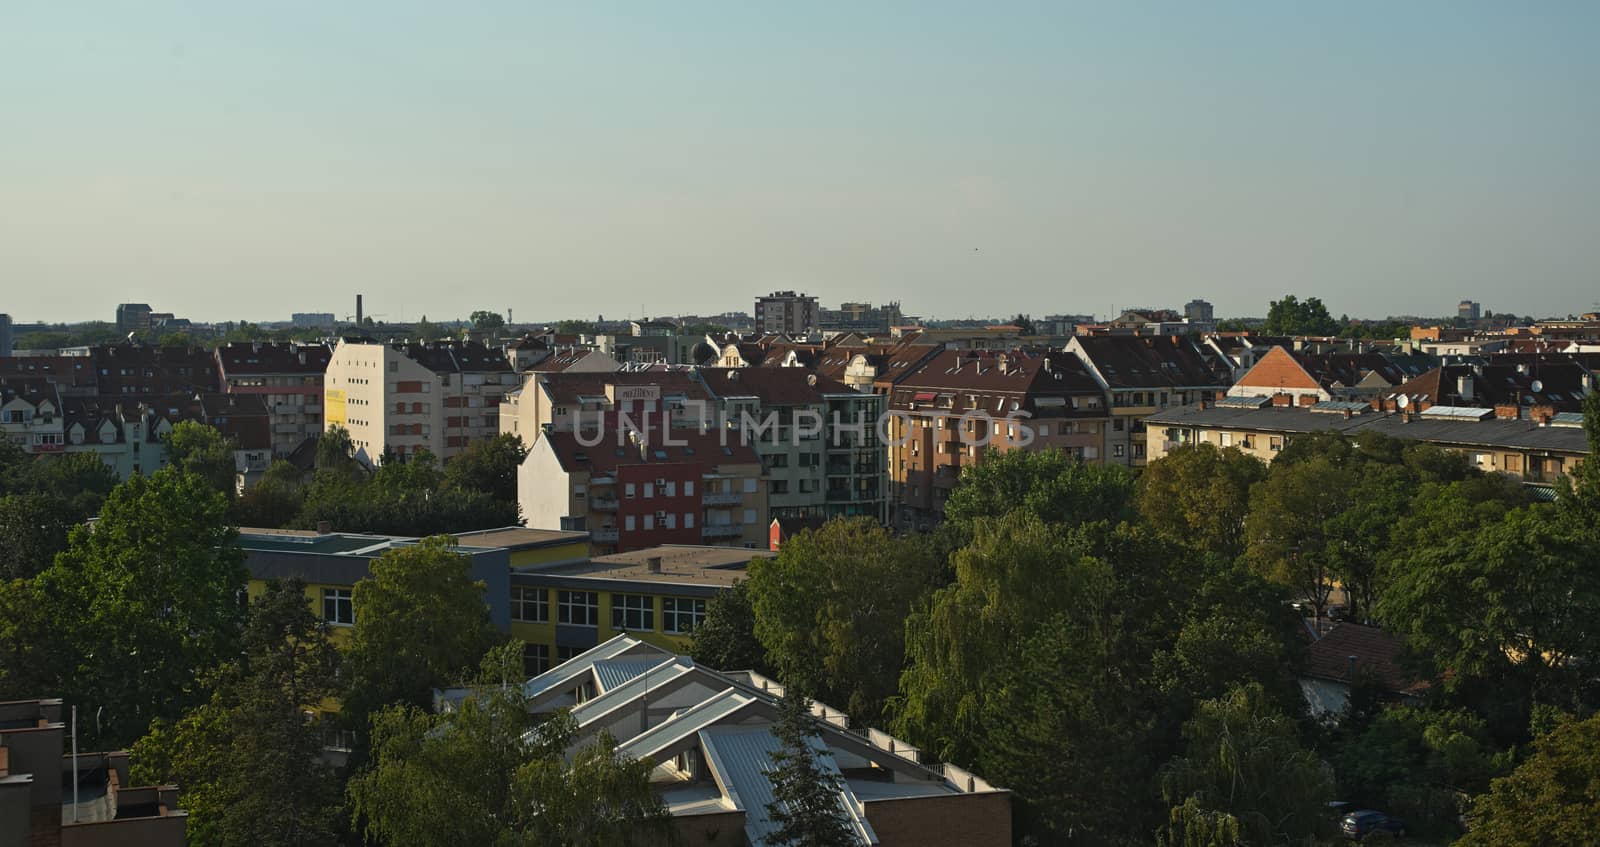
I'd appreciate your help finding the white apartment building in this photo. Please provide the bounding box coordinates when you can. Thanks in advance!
[324,339,515,465]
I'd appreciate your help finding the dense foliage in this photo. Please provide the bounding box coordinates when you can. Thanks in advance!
[1263,294,1340,336]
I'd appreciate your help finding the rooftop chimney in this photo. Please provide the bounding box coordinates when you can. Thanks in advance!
[647,556,663,574]
[316,520,332,534]
[1457,373,1474,402]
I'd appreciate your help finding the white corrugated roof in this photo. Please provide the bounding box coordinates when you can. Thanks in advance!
[700,726,877,846]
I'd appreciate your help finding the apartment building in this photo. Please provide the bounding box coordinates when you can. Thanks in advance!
[323,339,514,465]
[215,342,331,457]
[500,370,711,442]
[0,698,186,846]
[519,426,768,554]
[753,291,819,335]
[506,545,772,670]
[1146,398,1590,488]
[1065,335,1230,467]
[92,345,220,398]
[0,383,64,455]
[0,355,98,397]
[1227,346,1411,404]
[480,635,1012,847]
[699,367,888,523]
[58,394,272,482]
[884,350,1110,529]
[114,303,154,333]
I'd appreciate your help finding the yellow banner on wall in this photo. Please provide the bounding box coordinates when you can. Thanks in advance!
[325,389,347,426]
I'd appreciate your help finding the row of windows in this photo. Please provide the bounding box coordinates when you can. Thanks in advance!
[621,513,695,531]
[624,481,691,498]
[513,588,706,633]
[519,643,588,676]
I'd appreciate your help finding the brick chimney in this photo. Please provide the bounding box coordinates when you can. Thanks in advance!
[1271,393,1292,408]
[1495,404,1520,420]
[1298,394,1317,408]
[1531,404,1556,425]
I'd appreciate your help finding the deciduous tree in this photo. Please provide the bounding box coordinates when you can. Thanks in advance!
[1457,713,1600,847]
[764,692,862,847]
[1137,443,1266,559]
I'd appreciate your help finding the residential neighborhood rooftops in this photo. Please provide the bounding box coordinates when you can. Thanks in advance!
[1147,403,1591,454]
[1304,623,1428,696]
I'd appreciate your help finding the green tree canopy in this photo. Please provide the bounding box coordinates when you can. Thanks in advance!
[941,447,1134,538]
[1137,443,1266,559]
[1263,295,1339,336]
[163,420,239,496]
[747,518,943,723]
[34,467,247,746]
[348,645,674,847]
[340,535,501,736]
[689,579,770,675]
[132,577,344,847]
[442,432,528,504]
[469,310,506,331]
[1457,713,1600,847]
[1159,683,1332,847]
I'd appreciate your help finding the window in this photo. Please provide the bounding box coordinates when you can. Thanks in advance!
[1113,418,1125,432]
[684,481,695,497]
[558,591,599,626]
[625,515,636,531]
[644,483,655,498]
[322,588,354,626]
[644,515,655,530]
[743,508,757,524]
[1219,432,1232,447]
[557,645,582,663]
[625,483,636,498]
[1113,444,1126,458]
[523,643,550,676]
[685,513,695,529]
[771,480,789,494]
[1269,436,1283,452]
[663,597,707,634]
[611,594,654,631]
[511,587,548,623]
[1243,434,1256,449]
[664,513,676,529]
[743,478,757,493]
[663,481,676,496]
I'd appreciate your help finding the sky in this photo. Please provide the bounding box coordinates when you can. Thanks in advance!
[3,1,1597,324]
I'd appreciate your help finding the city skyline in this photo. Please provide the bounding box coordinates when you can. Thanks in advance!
[5,2,1597,323]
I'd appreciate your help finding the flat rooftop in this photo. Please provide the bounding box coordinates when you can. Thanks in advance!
[236,527,402,554]
[525,545,773,588]
[452,526,591,550]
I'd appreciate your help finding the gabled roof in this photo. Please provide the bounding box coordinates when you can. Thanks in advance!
[1303,623,1428,696]
[1392,361,1590,411]
[215,342,331,376]
[395,340,512,374]
[701,726,877,847]
[1070,335,1228,388]
[535,371,709,407]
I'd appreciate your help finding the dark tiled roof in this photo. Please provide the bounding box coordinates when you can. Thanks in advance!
[394,340,512,374]
[537,371,710,406]
[542,427,760,474]
[215,342,331,375]
[1394,362,1589,411]
[1072,335,1229,388]
[1288,351,1409,390]
[1146,403,1591,453]
[701,367,852,405]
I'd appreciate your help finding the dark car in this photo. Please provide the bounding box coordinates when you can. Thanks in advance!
[1341,810,1406,840]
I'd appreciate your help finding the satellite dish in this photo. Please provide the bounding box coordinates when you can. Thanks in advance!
[1531,379,1544,393]
[1396,395,1410,410]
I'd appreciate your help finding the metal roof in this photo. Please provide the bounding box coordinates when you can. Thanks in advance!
[1309,401,1372,414]
[522,634,671,698]
[1215,395,1270,409]
[1419,405,1494,420]
[700,727,878,846]
[571,659,695,727]
[616,688,756,762]
[591,657,679,694]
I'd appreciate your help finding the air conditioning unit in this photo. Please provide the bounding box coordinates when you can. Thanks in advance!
[655,477,668,486]
[655,510,667,519]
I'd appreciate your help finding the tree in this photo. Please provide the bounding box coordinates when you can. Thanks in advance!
[233,460,306,528]
[1158,683,1333,847]
[413,315,447,342]
[1557,388,1600,513]
[469,310,506,331]
[690,580,770,674]
[33,467,247,747]
[554,319,598,335]
[764,692,861,847]
[0,493,74,580]
[314,425,366,481]
[1244,456,1353,619]
[942,447,1134,537]
[1457,713,1600,847]
[1263,295,1339,336]
[132,578,343,847]
[348,645,674,847]
[442,432,528,504]
[1009,313,1036,335]
[340,536,501,736]
[1333,707,1512,836]
[164,420,240,496]
[1137,444,1266,559]
[747,518,944,723]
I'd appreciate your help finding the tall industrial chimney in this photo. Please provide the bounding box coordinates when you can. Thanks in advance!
[356,294,364,325]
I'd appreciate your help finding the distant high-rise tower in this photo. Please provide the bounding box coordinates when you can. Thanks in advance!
[116,303,153,333]
[0,313,12,357]
[1458,300,1481,321]
[356,294,364,326]
[753,291,820,334]
[1184,299,1215,324]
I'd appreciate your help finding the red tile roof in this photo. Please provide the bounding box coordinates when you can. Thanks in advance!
[1303,623,1428,696]
[700,367,852,405]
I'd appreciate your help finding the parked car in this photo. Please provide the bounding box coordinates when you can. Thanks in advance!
[1341,810,1406,840]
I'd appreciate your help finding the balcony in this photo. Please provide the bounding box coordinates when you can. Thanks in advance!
[702,491,744,506]
[826,460,851,475]
[590,497,619,512]
[702,524,742,539]
[592,527,619,543]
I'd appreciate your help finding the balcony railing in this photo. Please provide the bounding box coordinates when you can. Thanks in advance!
[590,497,619,512]
[702,524,742,539]
[702,491,744,506]
[592,527,619,543]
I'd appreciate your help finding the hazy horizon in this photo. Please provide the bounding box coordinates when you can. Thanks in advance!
[4,2,1597,325]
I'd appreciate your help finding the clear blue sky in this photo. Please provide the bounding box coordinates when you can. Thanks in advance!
[3,1,1596,324]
